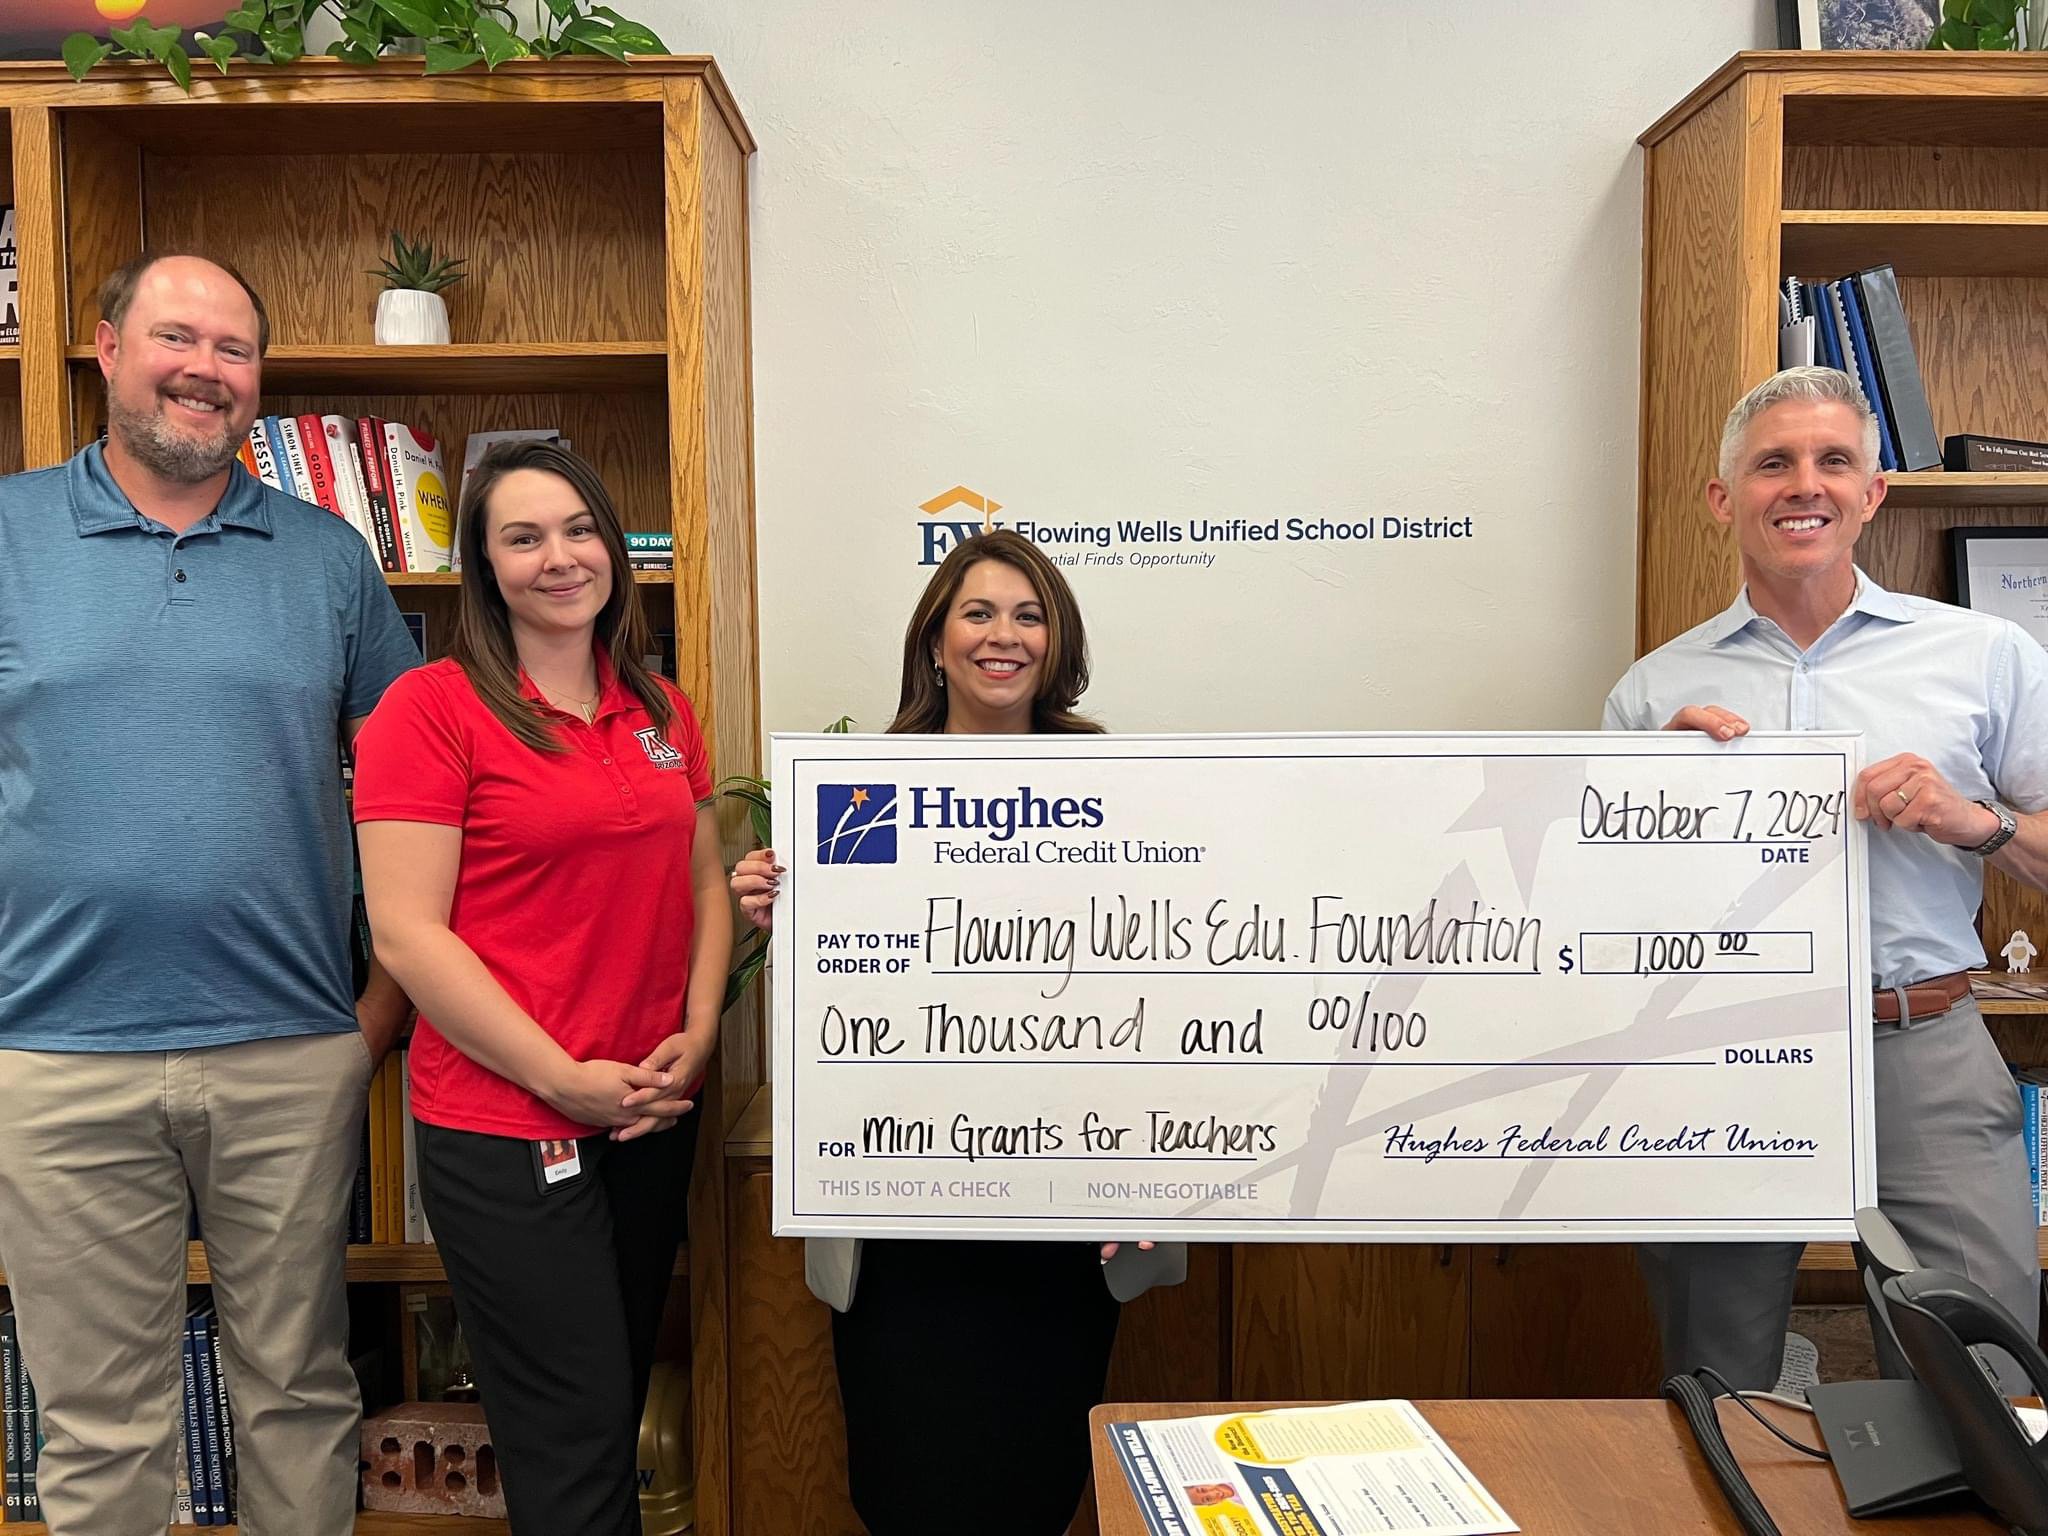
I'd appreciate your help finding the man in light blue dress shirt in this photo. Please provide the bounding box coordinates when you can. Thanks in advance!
[1605,366,2048,1391]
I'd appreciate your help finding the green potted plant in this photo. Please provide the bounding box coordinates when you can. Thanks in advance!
[369,229,465,346]
[65,1,670,89]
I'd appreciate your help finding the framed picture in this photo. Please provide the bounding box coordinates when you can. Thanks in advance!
[1951,526,2048,650]
[1810,0,1938,49]
[0,1,217,60]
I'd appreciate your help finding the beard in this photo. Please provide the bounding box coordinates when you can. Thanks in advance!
[107,386,245,484]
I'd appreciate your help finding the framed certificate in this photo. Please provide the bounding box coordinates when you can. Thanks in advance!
[1950,526,2048,648]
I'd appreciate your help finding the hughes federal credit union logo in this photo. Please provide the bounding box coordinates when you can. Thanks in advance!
[817,784,900,864]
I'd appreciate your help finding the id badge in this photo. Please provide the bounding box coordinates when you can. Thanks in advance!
[531,1137,585,1195]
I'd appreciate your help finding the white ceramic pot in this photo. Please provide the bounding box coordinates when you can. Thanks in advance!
[374,288,450,346]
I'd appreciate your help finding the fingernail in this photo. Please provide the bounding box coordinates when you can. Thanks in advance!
[659,1072,673,1086]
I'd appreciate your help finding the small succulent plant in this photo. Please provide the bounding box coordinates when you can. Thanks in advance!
[368,230,467,295]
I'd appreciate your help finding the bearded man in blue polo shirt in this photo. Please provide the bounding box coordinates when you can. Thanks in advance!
[0,253,419,1536]
[1606,365,2048,1393]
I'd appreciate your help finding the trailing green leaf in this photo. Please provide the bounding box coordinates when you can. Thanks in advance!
[61,35,113,81]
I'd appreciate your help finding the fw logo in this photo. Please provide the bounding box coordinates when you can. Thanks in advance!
[817,784,899,864]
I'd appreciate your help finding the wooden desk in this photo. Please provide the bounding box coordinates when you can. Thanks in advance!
[1089,1399,2005,1535]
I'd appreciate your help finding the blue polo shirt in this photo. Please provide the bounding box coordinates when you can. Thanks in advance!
[0,444,420,1051]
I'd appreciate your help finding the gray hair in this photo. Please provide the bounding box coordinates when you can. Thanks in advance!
[1716,366,1880,481]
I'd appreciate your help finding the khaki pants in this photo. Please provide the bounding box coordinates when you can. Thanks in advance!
[0,1030,372,1536]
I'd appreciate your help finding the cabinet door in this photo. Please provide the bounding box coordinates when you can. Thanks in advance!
[1232,1245,1469,1399]
[731,1169,858,1536]
[1469,1245,1661,1398]
[1104,1243,1229,1403]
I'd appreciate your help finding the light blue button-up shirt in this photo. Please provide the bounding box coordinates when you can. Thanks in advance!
[1603,570,2048,990]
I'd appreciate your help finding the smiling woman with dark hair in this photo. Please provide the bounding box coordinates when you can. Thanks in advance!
[729,529,1180,1536]
[351,439,731,1536]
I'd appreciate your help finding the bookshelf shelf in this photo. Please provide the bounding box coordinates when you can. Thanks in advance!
[64,341,668,395]
[0,1242,687,1288]
[1880,471,2048,508]
[1781,210,2048,279]
[386,570,675,587]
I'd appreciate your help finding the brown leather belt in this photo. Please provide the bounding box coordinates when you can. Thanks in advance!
[1872,970,1972,1025]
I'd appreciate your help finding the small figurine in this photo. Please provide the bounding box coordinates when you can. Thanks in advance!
[2002,929,2038,974]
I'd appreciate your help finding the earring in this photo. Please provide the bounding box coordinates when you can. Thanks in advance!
[933,659,946,689]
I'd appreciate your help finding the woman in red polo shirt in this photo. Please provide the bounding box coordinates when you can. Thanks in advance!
[351,440,730,1536]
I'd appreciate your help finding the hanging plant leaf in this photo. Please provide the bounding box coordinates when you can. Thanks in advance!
[473,13,527,69]
[61,35,114,81]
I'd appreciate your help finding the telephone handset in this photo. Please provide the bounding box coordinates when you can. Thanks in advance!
[1884,1268,2048,1535]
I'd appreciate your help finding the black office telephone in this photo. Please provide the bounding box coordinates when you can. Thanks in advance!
[1881,1268,2048,1534]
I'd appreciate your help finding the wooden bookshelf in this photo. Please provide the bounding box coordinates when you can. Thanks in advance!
[0,57,760,1536]
[1640,50,2048,973]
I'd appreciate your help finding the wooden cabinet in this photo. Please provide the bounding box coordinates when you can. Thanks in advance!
[0,58,759,1536]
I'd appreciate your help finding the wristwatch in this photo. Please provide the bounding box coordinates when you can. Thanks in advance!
[1970,799,2019,857]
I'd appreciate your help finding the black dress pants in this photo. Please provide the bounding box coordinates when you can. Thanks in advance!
[832,1238,1121,1536]
[415,1112,698,1536]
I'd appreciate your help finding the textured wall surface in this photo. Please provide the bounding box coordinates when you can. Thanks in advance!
[650,1,1773,738]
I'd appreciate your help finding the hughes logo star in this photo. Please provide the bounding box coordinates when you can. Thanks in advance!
[817,784,899,865]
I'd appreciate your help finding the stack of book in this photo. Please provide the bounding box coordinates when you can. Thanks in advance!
[348,1043,430,1246]
[0,205,17,348]
[1778,264,1941,473]
[239,415,453,574]
[627,530,674,573]
[1,1305,240,1526]
[2019,1070,2048,1230]
[2,1308,40,1523]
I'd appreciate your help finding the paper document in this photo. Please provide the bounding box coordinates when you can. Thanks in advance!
[1105,1400,1517,1536]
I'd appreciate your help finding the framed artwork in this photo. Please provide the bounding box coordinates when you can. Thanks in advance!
[1818,0,1939,49]
[0,1,218,59]
[1951,526,2048,650]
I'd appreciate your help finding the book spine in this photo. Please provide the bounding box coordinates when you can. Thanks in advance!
[352,1112,373,1245]
[324,415,381,559]
[250,418,287,493]
[1854,264,1943,471]
[294,411,346,519]
[192,1313,225,1525]
[17,1351,36,1523]
[1835,279,1898,472]
[3,1311,21,1522]
[355,416,401,573]
[179,1319,209,1526]
[172,1419,194,1525]
[207,1313,235,1525]
[382,1053,404,1246]
[275,415,315,506]
[2023,1078,2041,1227]
[235,434,260,479]
[402,1048,425,1243]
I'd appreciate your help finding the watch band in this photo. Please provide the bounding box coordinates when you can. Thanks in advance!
[1971,799,2019,857]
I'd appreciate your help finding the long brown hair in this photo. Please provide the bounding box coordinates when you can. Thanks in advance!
[888,529,1102,736]
[450,439,674,753]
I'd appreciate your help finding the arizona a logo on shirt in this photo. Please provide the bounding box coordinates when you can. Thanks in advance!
[635,727,684,770]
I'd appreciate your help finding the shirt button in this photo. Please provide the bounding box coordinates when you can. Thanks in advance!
[174,569,187,583]
[602,757,612,765]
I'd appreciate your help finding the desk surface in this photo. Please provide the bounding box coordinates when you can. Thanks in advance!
[1089,1399,2004,1535]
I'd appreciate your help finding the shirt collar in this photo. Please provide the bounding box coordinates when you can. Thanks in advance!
[68,441,273,537]
[1703,567,1913,646]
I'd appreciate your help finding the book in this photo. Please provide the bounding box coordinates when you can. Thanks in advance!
[0,206,18,347]
[2,1308,20,1521]
[401,1048,430,1244]
[458,427,561,512]
[192,1309,226,1526]
[235,434,260,480]
[320,414,381,560]
[274,415,316,507]
[206,1311,236,1523]
[1944,434,2048,473]
[293,411,349,523]
[16,1350,36,1523]
[179,1314,209,1526]
[246,420,285,493]
[382,423,455,572]
[382,1052,405,1245]
[355,416,401,573]
[1853,264,1942,472]
[1834,278,1898,472]
[625,531,674,553]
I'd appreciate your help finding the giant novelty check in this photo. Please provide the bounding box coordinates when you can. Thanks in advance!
[770,732,1874,1242]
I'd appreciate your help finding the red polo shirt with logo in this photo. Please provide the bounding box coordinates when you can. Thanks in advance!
[352,652,713,1138]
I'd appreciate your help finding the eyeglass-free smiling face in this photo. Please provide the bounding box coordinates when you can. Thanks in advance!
[482,467,615,639]
[934,558,1048,732]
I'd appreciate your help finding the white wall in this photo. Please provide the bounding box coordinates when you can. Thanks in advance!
[650,1,1774,737]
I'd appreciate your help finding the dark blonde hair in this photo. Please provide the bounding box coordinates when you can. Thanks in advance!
[450,439,673,753]
[889,529,1101,736]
